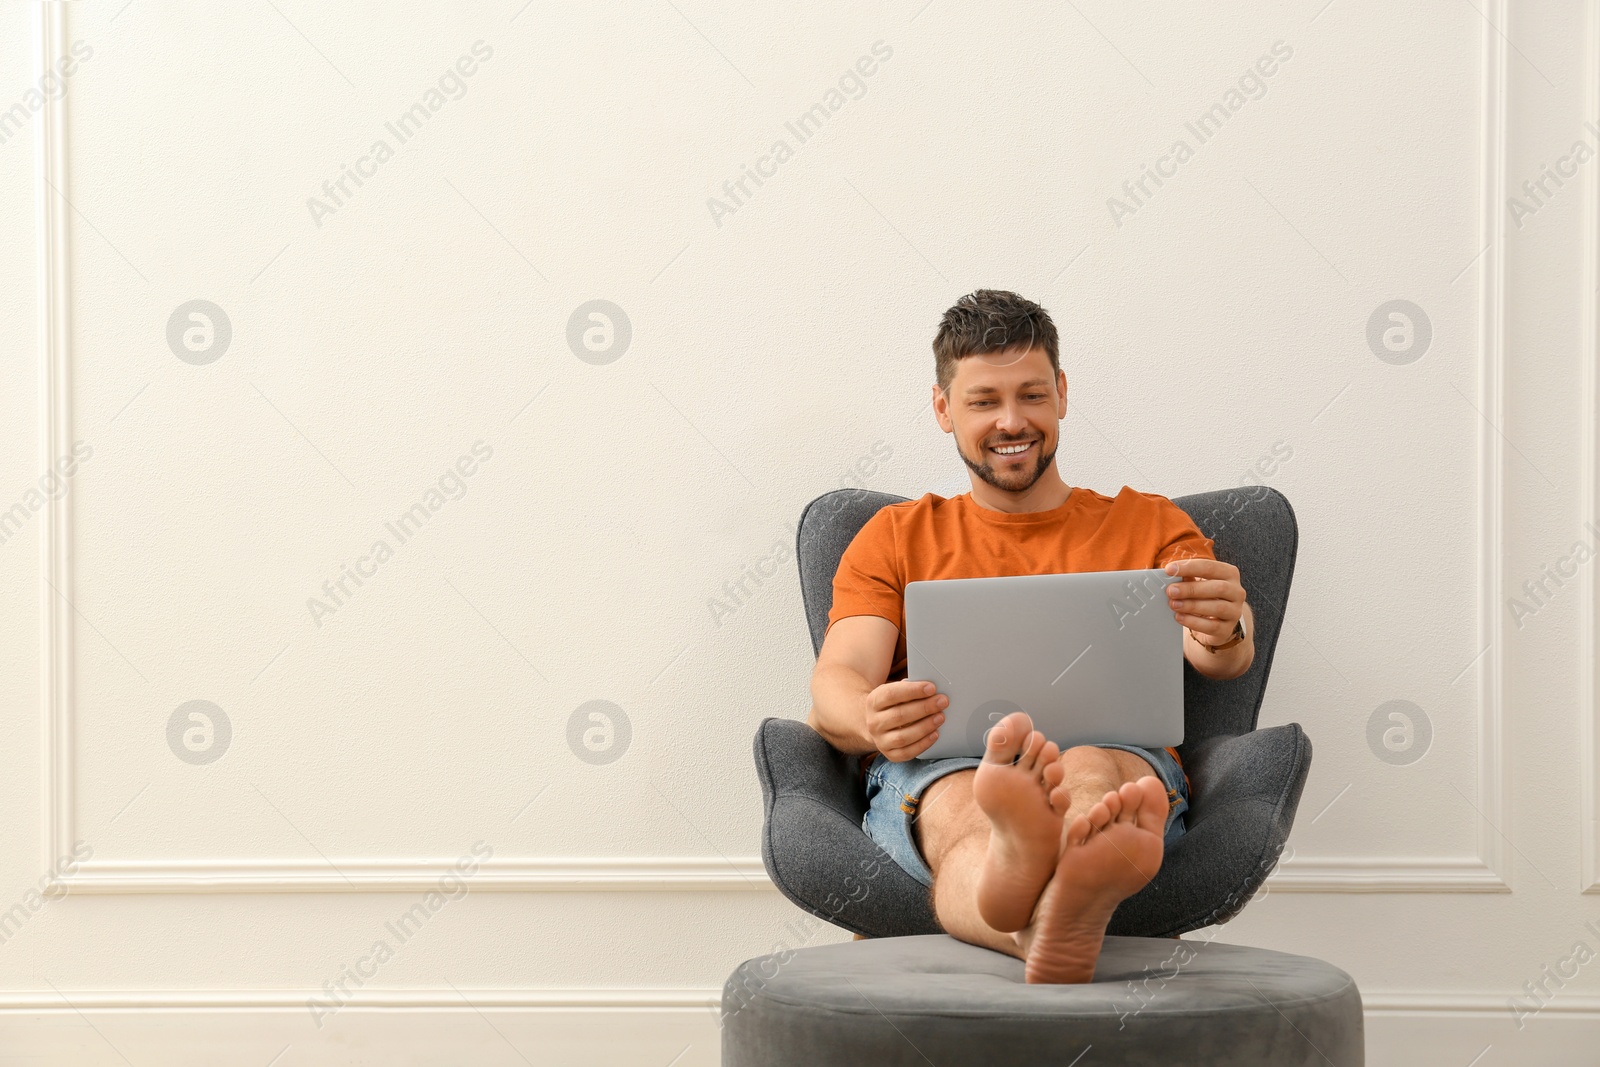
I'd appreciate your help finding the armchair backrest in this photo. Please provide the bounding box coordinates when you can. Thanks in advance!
[795,486,1298,747]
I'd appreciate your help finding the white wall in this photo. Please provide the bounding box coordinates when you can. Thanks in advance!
[1,0,1597,1062]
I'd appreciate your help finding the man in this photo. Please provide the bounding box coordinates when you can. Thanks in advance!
[805,289,1254,983]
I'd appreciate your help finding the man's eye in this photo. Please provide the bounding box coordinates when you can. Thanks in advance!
[972,396,1047,407]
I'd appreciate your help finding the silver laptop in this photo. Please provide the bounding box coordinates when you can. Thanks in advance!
[907,568,1186,759]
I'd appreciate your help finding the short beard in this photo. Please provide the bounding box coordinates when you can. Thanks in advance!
[957,435,1055,492]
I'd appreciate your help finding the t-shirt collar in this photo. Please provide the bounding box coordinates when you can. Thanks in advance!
[959,486,1081,525]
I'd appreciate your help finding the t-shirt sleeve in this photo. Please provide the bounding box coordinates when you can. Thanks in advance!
[824,508,903,638]
[1151,497,1217,567]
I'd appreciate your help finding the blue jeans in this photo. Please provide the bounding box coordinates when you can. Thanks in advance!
[861,744,1190,888]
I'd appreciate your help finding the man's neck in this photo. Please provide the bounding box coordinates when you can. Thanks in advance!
[967,470,1074,515]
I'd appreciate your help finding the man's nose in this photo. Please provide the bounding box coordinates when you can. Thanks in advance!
[996,406,1029,432]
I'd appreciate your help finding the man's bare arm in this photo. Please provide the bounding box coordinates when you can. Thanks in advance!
[1183,599,1254,680]
[806,614,948,760]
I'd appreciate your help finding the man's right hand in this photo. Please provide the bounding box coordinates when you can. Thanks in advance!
[863,679,948,761]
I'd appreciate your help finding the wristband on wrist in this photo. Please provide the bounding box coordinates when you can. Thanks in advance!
[1191,613,1248,653]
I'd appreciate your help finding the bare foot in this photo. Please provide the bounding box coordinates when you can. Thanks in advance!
[972,711,1068,933]
[1017,775,1168,984]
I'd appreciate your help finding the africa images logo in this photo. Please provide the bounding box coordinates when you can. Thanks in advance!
[306,41,495,228]
[706,41,893,228]
[1107,40,1293,227]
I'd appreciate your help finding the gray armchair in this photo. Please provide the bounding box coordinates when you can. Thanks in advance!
[753,485,1309,939]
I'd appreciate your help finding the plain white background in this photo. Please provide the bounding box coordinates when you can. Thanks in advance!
[1,0,1598,1062]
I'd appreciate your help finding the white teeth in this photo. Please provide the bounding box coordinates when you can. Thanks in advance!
[993,441,1032,454]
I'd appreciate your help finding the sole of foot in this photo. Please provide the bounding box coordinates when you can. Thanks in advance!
[1019,774,1168,984]
[971,710,1068,933]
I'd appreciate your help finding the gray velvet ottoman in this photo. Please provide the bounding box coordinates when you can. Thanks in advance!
[721,934,1362,1066]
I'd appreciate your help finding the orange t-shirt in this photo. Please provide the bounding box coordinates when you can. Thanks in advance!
[826,484,1216,776]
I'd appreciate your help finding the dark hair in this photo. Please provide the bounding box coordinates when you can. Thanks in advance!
[932,289,1060,395]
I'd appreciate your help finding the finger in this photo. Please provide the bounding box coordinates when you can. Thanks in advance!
[1168,598,1237,617]
[1165,578,1238,601]
[885,725,942,762]
[1163,557,1213,578]
[870,710,940,751]
[1164,558,1238,581]
[876,712,943,753]
[1171,575,1241,601]
[870,679,945,713]
[871,679,941,711]
[1178,615,1234,637]
[872,694,948,732]
[1177,610,1233,629]
[907,728,941,758]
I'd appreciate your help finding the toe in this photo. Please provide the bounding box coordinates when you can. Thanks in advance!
[1086,799,1113,831]
[1048,782,1071,816]
[983,711,1033,764]
[1043,759,1066,790]
[1065,812,1093,846]
[1019,729,1047,770]
[1100,788,1123,822]
[1116,780,1144,822]
[1132,776,1169,833]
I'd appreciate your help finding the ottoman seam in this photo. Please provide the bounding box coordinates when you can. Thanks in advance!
[740,974,1359,1018]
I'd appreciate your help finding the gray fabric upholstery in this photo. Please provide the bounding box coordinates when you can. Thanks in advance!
[722,934,1364,1066]
[757,485,1310,937]
[1109,724,1309,934]
[755,715,940,938]
[1171,486,1298,743]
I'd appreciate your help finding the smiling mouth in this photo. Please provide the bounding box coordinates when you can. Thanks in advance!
[989,439,1036,460]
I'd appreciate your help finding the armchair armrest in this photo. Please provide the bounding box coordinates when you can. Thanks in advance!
[1109,723,1312,936]
[754,718,942,938]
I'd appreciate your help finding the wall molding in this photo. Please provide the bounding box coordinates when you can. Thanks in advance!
[1473,0,1512,890]
[0,988,724,1011]
[0,989,1590,1067]
[37,3,1512,894]
[0,986,1587,1014]
[35,0,78,887]
[1265,856,1508,894]
[1265,0,1512,895]
[1363,991,1600,1015]
[1582,0,1600,895]
[50,855,1513,895]
[61,857,772,893]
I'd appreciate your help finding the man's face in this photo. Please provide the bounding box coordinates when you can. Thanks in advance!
[935,346,1066,493]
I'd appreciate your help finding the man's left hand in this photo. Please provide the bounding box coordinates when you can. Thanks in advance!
[1163,557,1246,645]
